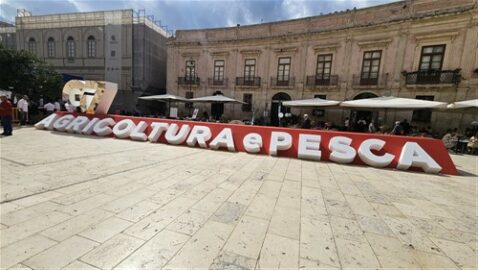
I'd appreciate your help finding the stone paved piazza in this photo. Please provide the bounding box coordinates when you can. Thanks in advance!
[1,127,476,269]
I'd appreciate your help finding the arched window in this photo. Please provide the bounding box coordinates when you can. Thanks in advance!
[28,37,36,54]
[67,36,75,58]
[87,36,96,58]
[47,37,55,57]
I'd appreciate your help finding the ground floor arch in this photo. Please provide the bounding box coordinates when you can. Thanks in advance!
[350,92,379,131]
[271,92,291,126]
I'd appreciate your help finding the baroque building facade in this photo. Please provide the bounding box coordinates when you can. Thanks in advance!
[167,0,478,132]
[3,9,169,111]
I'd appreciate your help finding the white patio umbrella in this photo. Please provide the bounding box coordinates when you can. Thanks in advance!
[282,98,340,107]
[138,94,189,117]
[340,96,447,109]
[446,99,478,109]
[189,94,245,104]
[138,94,188,102]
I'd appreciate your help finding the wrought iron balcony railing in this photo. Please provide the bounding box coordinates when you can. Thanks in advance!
[208,78,228,86]
[352,74,388,87]
[403,69,461,85]
[236,76,261,87]
[178,77,200,86]
[306,75,339,87]
[270,77,295,87]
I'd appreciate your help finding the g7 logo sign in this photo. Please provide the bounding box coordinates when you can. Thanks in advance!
[63,80,117,114]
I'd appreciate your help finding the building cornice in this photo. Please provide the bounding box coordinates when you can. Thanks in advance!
[313,43,341,52]
[356,38,393,49]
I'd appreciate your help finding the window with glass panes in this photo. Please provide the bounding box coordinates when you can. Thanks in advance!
[28,38,36,54]
[47,37,55,57]
[244,59,256,81]
[242,93,252,112]
[87,36,96,58]
[316,54,332,80]
[185,60,196,80]
[419,45,445,71]
[277,57,291,82]
[67,37,75,58]
[213,60,224,82]
[360,50,381,83]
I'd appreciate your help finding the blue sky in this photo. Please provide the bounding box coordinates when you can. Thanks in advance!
[1,0,396,32]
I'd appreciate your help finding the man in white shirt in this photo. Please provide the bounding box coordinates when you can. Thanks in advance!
[17,95,29,125]
[54,100,61,112]
[44,102,55,115]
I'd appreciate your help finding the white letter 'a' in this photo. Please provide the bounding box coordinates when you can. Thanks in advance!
[269,132,292,156]
[34,113,59,130]
[209,128,235,151]
[397,142,442,174]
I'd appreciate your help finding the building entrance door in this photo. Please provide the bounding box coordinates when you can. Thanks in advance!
[350,92,378,131]
[271,92,291,126]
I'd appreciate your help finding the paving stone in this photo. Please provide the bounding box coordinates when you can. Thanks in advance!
[210,251,256,270]
[41,208,114,241]
[80,233,144,269]
[257,233,299,269]
[79,216,133,243]
[222,215,269,259]
[166,209,212,236]
[115,230,189,269]
[23,236,98,269]
[210,201,246,225]
[1,128,476,270]
[430,237,477,269]
[1,211,71,247]
[334,238,381,268]
[115,200,160,222]
[164,221,234,269]
[365,232,420,268]
[0,235,58,269]
[300,216,340,267]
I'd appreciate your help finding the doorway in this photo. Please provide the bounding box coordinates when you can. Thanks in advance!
[271,92,291,126]
[211,91,224,120]
[350,92,378,131]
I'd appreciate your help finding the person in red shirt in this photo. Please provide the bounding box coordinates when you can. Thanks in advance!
[0,95,13,136]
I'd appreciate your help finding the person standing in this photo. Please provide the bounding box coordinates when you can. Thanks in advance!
[0,95,13,136]
[301,114,311,129]
[54,100,61,112]
[391,121,404,135]
[368,120,376,133]
[344,117,350,131]
[17,95,29,126]
[44,101,55,115]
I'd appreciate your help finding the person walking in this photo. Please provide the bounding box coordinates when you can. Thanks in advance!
[0,95,13,136]
[17,95,29,126]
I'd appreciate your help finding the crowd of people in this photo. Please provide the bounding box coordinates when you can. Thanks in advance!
[0,94,76,137]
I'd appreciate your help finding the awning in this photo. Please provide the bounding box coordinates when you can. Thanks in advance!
[340,96,447,109]
[189,94,245,104]
[282,98,340,107]
[138,94,189,102]
[446,99,478,109]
